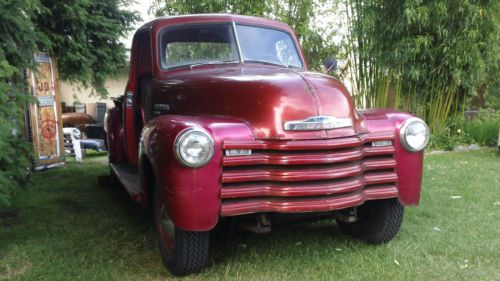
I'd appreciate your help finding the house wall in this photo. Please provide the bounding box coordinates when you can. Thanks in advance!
[59,70,128,108]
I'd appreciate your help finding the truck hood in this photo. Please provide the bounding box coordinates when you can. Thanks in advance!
[152,65,366,140]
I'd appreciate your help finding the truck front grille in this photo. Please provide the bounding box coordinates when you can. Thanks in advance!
[220,131,398,216]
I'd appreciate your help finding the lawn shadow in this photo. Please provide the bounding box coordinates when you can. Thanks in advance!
[209,218,348,266]
[0,209,20,227]
[91,176,351,270]
[93,176,352,269]
[96,174,152,221]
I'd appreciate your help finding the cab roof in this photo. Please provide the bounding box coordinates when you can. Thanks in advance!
[138,14,294,34]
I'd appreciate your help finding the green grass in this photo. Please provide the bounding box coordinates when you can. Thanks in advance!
[1,150,499,280]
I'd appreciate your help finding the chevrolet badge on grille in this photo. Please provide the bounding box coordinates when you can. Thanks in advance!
[284,116,353,131]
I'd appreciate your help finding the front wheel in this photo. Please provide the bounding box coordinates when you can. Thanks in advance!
[336,198,404,244]
[154,182,209,276]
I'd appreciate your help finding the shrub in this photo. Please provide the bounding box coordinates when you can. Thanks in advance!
[429,112,500,150]
[463,113,500,147]
[428,128,468,151]
[0,0,38,208]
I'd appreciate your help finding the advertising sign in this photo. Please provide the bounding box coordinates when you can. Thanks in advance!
[27,53,65,170]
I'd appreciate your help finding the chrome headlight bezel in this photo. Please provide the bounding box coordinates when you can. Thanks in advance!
[399,117,430,152]
[173,127,214,168]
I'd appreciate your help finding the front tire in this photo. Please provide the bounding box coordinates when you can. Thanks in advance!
[153,182,209,276]
[336,198,404,244]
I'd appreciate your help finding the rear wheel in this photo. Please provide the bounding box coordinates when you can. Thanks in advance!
[153,182,209,276]
[336,198,404,244]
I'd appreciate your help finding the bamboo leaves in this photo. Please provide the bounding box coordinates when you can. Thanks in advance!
[341,0,497,134]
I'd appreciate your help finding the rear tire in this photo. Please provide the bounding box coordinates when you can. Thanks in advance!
[153,182,209,276]
[336,198,404,244]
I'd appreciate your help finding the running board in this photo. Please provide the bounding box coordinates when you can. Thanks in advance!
[110,163,142,197]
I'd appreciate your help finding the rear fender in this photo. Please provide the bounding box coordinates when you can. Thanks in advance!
[362,109,425,205]
[140,115,254,231]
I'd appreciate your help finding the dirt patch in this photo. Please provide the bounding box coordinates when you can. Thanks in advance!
[0,260,31,280]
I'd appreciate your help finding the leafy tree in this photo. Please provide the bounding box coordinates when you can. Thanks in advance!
[0,0,39,207]
[0,0,138,208]
[33,0,139,97]
[152,0,338,70]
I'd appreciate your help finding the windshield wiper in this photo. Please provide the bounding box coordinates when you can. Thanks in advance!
[189,60,240,69]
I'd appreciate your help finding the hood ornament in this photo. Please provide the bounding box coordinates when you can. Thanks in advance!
[284,116,353,131]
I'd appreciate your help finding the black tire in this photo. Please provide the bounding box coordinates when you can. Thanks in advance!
[153,182,209,276]
[336,198,404,244]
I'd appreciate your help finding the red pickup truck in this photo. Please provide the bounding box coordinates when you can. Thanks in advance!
[105,14,429,276]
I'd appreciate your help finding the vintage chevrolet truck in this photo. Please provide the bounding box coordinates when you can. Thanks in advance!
[105,14,429,275]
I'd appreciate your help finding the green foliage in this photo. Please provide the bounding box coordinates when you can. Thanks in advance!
[152,0,338,70]
[462,113,500,147]
[428,128,467,151]
[340,0,498,135]
[0,0,138,207]
[480,2,500,110]
[0,0,39,207]
[32,0,139,97]
[428,112,500,150]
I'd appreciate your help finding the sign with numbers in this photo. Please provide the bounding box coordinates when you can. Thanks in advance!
[27,53,65,170]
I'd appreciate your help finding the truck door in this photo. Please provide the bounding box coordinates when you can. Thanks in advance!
[123,29,152,165]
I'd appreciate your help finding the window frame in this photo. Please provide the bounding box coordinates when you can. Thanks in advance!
[157,21,305,70]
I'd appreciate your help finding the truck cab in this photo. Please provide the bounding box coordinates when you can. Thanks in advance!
[105,14,429,276]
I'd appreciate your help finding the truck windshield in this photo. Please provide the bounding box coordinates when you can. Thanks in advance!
[160,23,240,69]
[236,24,303,69]
[159,22,303,69]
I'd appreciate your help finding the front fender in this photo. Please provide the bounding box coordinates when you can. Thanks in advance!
[362,109,425,205]
[140,115,253,231]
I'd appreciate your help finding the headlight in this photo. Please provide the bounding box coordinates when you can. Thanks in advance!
[399,117,429,152]
[174,127,214,167]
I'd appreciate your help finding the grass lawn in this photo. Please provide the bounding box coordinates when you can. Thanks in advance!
[1,150,499,280]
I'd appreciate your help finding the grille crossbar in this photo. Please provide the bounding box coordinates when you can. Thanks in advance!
[220,131,398,216]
